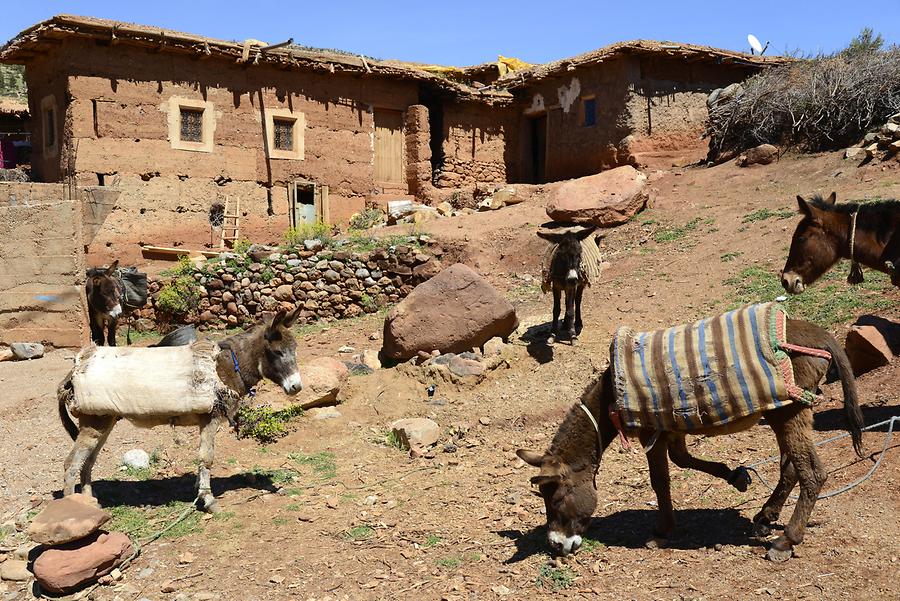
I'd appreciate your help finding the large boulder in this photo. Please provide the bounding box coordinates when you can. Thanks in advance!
[545,165,648,227]
[845,325,893,375]
[32,531,133,594]
[28,494,110,546]
[381,264,518,360]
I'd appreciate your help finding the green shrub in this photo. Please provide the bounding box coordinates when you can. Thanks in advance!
[237,404,305,444]
[348,208,384,230]
[284,221,331,247]
[156,276,199,316]
[232,239,252,255]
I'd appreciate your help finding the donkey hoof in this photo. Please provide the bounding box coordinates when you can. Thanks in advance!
[198,496,221,514]
[752,521,773,538]
[728,467,752,492]
[645,535,669,550]
[546,335,556,346]
[766,545,793,563]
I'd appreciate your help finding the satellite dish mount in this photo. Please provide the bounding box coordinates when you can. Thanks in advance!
[747,34,769,55]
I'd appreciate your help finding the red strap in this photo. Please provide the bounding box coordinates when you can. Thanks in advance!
[608,405,632,451]
[780,343,832,361]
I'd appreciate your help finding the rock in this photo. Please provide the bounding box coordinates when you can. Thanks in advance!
[545,165,648,226]
[308,356,350,381]
[337,345,355,353]
[736,143,778,167]
[286,364,342,409]
[10,342,44,360]
[273,285,294,302]
[864,143,880,158]
[324,269,341,283]
[122,449,150,470]
[436,201,454,217]
[845,325,893,375]
[448,356,485,378]
[0,560,29,582]
[482,337,508,357]
[303,239,324,251]
[28,494,109,546]
[309,407,342,420]
[390,418,440,450]
[359,349,382,371]
[32,531,133,594]
[845,147,867,161]
[412,258,443,281]
[382,264,518,360]
[479,416,492,426]
[0,348,13,362]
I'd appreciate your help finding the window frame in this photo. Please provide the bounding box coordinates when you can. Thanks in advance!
[273,117,295,152]
[40,95,59,159]
[264,108,305,160]
[167,97,216,153]
[581,95,597,128]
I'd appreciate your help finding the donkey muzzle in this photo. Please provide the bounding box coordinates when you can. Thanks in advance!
[281,372,303,395]
[780,272,804,294]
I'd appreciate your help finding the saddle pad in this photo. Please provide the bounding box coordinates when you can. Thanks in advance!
[70,341,222,418]
[612,303,814,432]
[540,238,604,292]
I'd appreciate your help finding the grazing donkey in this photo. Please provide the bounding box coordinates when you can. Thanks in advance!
[782,192,899,293]
[518,309,863,562]
[537,225,599,343]
[58,308,303,512]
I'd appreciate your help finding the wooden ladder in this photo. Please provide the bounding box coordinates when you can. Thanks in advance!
[221,195,240,249]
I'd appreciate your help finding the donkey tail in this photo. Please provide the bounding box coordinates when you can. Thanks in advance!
[57,373,79,441]
[824,333,864,457]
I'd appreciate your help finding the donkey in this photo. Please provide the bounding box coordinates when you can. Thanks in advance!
[517,318,863,562]
[86,260,125,346]
[57,308,303,512]
[782,192,900,293]
[537,226,598,343]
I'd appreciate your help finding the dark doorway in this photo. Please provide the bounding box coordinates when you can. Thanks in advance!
[529,114,547,184]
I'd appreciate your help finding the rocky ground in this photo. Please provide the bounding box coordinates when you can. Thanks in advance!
[1,149,898,601]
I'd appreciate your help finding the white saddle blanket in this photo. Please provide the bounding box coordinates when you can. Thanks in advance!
[70,342,224,418]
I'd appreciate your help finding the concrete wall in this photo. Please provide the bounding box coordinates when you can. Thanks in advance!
[0,182,87,348]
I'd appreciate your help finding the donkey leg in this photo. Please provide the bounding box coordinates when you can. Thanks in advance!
[751,453,798,537]
[574,284,585,336]
[549,287,561,343]
[63,415,109,496]
[106,318,117,347]
[196,415,220,513]
[643,432,675,548]
[766,406,825,562]
[89,315,104,346]
[80,416,116,499]
[667,434,750,491]
[563,287,577,341]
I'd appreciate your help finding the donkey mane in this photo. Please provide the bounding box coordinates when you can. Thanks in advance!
[806,194,900,215]
[548,374,605,458]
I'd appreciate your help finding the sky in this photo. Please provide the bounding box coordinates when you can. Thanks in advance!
[2,1,900,66]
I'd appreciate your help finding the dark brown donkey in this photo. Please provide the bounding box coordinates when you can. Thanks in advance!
[782,192,900,293]
[58,308,303,512]
[85,260,125,346]
[537,226,598,343]
[517,319,863,562]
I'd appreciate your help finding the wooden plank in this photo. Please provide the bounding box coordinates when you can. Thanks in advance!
[374,109,404,184]
[141,246,222,260]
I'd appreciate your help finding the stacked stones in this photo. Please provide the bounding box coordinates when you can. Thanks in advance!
[845,112,900,160]
[434,159,505,188]
[27,495,133,594]
[141,238,443,330]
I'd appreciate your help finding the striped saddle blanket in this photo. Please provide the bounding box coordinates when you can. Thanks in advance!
[611,303,818,432]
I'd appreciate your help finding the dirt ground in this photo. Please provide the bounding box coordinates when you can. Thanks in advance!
[1,150,899,601]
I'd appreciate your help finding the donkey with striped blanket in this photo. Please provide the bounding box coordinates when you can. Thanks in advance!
[518,305,863,562]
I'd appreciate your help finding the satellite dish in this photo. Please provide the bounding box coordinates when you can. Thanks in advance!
[747,34,764,55]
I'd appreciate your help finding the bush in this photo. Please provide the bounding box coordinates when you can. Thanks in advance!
[236,404,305,444]
[156,276,199,316]
[284,221,331,247]
[707,30,900,159]
[348,208,384,230]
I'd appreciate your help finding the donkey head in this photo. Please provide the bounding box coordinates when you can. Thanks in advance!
[261,308,303,395]
[782,192,840,293]
[537,226,598,287]
[86,260,122,319]
[516,448,597,555]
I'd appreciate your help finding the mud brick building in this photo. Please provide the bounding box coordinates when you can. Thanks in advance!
[1,16,783,262]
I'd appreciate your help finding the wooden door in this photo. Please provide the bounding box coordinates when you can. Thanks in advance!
[374,109,404,184]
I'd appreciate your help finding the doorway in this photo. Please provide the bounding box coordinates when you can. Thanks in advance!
[529,114,547,184]
[374,109,404,185]
[289,180,330,227]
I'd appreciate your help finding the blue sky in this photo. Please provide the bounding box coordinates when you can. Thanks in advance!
[3,1,899,66]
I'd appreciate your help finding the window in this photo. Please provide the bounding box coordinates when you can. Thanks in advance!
[582,97,597,127]
[45,107,56,148]
[180,107,204,143]
[273,118,294,152]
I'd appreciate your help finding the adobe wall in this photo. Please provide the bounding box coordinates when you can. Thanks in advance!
[0,182,87,348]
[434,102,514,189]
[22,52,69,182]
[27,38,423,262]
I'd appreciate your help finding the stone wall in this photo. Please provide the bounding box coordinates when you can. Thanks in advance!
[0,182,88,348]
[140,240,443,330]
[434,103,513,189]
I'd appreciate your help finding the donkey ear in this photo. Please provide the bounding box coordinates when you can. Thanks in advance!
[269,309,286,330]
[530,474,561,487]
[282,306,301,328]
[517,449,545,467]
[105,259,119,276]
[575,226,598,241]
[796,195,812,217]
[537,231,564,243]
[824,191,837,205]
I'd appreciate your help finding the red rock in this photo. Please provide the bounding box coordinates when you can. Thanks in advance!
[381,264,518,360]
[32,531,133,594]
[845,325,893,375]
[391,418,440,450]
[28,494,110,546]
[545,165,648,226]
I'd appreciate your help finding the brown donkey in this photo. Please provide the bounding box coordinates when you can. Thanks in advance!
[537,225,599,343]
[58,309,303,512]
[782,192,900,293]
[518,319,863,562]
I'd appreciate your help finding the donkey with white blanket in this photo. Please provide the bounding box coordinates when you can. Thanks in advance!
[57,309,303,512]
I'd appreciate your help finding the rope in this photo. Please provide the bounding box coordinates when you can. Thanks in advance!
[847,210,865,284]
[744,415,899,501]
